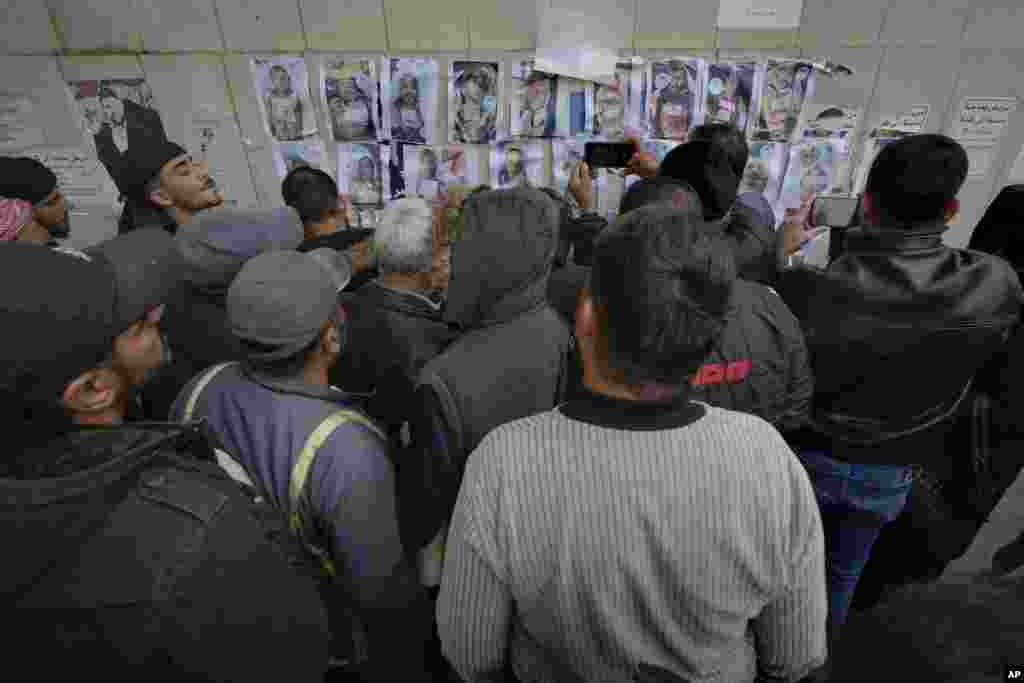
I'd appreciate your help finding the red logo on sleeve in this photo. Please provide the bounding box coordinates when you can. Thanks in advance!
[692,360,752,387]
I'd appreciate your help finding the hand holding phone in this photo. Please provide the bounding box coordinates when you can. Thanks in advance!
[585,142,635,169]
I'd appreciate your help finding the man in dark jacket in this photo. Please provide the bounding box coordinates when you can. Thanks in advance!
[335,198,458,442]
[286,165,376,291]
[776,134,1023,654]
[0,156,72,242]
[170,250,431,683]
[549,177,813,435]
[411,188,571,566]
[0,233,329,679]
[117,138,224,235]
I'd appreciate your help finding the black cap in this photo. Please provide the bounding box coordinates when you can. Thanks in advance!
[120,138,187,200]
[659,141,740,221]
[0,230,184,405]
[0,157,58,204]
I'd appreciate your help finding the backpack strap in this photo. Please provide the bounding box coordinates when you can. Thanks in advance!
[182,362,237,422]
[289,409,386,577]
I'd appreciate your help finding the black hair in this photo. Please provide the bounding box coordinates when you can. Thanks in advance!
[619,177,703,216]
[98,87,119,101]
[968,184,1024,275]
[690,123,750,178]
[865,134,968,226]
[590,206,735,386]
[283,167,339,224]
[659,141,740,221]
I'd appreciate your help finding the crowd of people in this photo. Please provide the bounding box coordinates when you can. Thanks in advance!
[2,122,1023,682]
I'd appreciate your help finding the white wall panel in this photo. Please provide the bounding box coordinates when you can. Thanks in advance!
[299,0,387,51]
[215,0,305,52]
[50,0,143,51]
[635,0,718,50]
[135,0,223,52]
[0,0,60,53]
[881,0,971,47]
[799,0,887,50]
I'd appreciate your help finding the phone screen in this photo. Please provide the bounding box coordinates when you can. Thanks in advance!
[811,196,861,228]
[585,142,634,169]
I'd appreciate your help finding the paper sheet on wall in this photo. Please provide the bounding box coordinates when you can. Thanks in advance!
[0,92,45,151]
[954,97,1017,142]
[876,104,930,135]
[535,6,619,86]
[717,0,805,29]
[24,147,120,205]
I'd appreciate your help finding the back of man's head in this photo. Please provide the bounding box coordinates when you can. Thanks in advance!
[374,198,435,274]
[287,168,340,225]
[590,206,735,387]
[865,134,968,227]
[619,177,703,216]
[659,141,740,221]
[690,123,749,178]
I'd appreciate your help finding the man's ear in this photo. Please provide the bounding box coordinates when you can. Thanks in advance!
[861,192,876,223]
[61,368,119,415]
[319,321,341,355]
[148,187,174,209]
[575,289,599,342]
[944,198,961,224]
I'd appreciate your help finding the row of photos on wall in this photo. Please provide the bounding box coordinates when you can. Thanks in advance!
[61,55,866,231]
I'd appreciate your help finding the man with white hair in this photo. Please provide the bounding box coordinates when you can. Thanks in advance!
[335,198,458,552]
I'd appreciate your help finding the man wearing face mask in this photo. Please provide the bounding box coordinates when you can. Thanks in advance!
[117,138,224,235]
[0,232,330,679]
[0,156,73,244]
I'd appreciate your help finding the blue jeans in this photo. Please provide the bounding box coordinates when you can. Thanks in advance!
[796,450,913,632]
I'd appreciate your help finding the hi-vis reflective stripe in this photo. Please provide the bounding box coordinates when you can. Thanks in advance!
[183,362,237,422]
[290,409,386,578]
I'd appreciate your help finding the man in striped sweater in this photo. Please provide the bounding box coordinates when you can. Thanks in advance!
[438,205,827,683]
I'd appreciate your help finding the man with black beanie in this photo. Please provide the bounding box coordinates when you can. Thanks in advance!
[116,138,223,235]
[0,156,72,242]
[660,139,781,284]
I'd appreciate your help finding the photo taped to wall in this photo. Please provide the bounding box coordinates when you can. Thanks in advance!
[386,57,440,145]
[450,61,500,145]
[323,57,379,143]
[252,56,319,142]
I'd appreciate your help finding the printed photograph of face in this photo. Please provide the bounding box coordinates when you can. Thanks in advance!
[253,57,317,142]
[803,104,860,141]
[324,58,378,143]
[741,142,787,205]
[337,143,383,206]
[389,58,439,144]
[649,60,702,141]
[450,61,499,144]
[594,75,625,139]
[68,78,168,191]
[705,63,756,134]
[492,142,544,190]
[553,140,587,195]
[513,65,558,138]
[405,146,444,200]
[272,141,323,182]
[780,142,834,227]
[755,61,813,142]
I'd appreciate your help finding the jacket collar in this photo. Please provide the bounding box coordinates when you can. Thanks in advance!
[844,221,948,253]
[559,387,706,432]
[360,280,442,316]
[241,363,374,404]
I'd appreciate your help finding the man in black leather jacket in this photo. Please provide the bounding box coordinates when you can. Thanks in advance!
[0,232,329,679]
[775,134,1023,659]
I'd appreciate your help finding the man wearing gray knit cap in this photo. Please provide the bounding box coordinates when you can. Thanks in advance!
[170,249,431,683]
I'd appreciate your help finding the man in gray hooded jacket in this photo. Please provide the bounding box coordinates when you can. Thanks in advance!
[408,188,571,557]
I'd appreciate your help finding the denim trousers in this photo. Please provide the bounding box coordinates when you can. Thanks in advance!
[796,449,914,632]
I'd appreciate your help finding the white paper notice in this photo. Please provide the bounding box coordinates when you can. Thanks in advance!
[877,105,930,135]
[0,91,45,151]
[24,147,119,204]
[717,0,805,30]
[962,142,996,178]
[535,7,619,86]
[955,97,1017,142]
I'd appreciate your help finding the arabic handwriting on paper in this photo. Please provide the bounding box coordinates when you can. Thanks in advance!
[26,148,116,202]
[0,91,45,150]
[956,97,1017,141]
[877,104,929,135]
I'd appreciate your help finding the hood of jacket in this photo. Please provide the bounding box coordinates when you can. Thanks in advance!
[444,188,559,329]
[0,423,204,604]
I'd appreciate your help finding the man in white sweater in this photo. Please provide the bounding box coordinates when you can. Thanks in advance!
[438,205,827,683]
